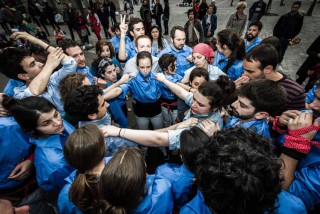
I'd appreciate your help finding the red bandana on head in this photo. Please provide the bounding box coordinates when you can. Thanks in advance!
[192,43,215,64]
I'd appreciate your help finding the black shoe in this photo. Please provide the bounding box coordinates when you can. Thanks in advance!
[163,32,168,35]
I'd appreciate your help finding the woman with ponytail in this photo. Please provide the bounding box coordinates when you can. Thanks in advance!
[214,29,245,81]
[93,147,173,214]
[58,124,109,213]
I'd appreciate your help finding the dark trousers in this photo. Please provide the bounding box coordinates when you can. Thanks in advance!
[66,22,75,40]
[155,17,162,32]
[279,36,290,63]
[33,17,50,36]
[163,19,169,34]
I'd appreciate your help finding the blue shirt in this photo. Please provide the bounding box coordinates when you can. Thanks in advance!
[213,51,244,80]
[58,157,112,214]
[180,190,307,214]
[29,120,75,191]
[78,113,137,156]
[158,44,193,77]
[244,36,262,53]
[306,85,317,104]
[160,72,183,101]
[13,58,77,117]
[119,72,162,103]
[0,117,33,189]
[3,79,24,96]
[224,117,271,140]
[278,112,320,210]
[76,66,95,85]
[110,34,131,53]
[155,163,195,207]
[133,174,174,214]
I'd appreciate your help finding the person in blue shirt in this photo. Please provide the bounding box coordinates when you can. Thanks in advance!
[157,26,193,77]
[92,147,174,214]
[104,51,164,131]
[90,39,122,78]
[3,96,75,193]
[156,126,209,207]
[110,22,131,54]
[58,124,110,214]
[273,83,320,211]
[158,54,182,127]
[213,29,245,80]
[64,85,137,156]
[118,15,146,61]
[244,21,263,53]
[223,79,287,140]
[0,32,77,117]
[180,127,304,214]
[58,38,95,84]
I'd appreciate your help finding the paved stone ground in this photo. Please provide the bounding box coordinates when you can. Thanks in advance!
[0,0,319,89]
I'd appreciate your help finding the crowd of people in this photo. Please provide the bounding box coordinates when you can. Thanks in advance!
[0,0,320,213]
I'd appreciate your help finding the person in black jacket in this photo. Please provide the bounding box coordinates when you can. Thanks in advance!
[104,0,116,25]
[163,0,170,35]
[249,0,266,22]
[273,1,304,63]
[198,0,208,21]
[296,36,320,90]
[202,5,216,39]
[152,0,163,32]
[62,3,77,40]
[96,2,109,38]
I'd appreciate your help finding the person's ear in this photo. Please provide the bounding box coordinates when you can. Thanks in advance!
[130,30,134,38]
[263,65,273,75]
[254,111,269,120]
[17,73,30,81]
[88,113,98,120]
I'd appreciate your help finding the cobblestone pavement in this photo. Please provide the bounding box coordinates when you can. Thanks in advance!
[0,0,319,89]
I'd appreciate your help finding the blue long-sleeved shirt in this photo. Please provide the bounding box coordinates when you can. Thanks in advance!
[213,51,244,80]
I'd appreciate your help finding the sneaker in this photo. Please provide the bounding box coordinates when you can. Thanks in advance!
[82,45,86,50]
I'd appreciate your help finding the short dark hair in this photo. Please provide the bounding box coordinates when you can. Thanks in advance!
[3,96,56,137]
[239,80,287,116]
[244,44,278,71]
[136,51,152,67]
[198,75,235,110]
[59,73,88,102]
[0,47,30,81]
[197,127,282,214]
[249,21,263,31]
[158,54,176,71]
[112,22,120,31]
[187,9,194,16]
[180,126,209,173]
[261,36,281,62]
[292,1,301,7]
[64,85,103,121]
[189,68,209,83]
[170,26,185,40]
[58,38,81,53]
[128,18,144,33]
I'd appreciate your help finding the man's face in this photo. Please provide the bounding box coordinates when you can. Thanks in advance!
[66,46,86,68]
[172,30,186,50]
[242,59,265,81]
[309,89,320,115]
[102,64,117,83]
[230,96,256,120]
[291,4,300,14]
[188,12,194,21]
[136,38,152,53]
[207,6,213,14]
[115,29,121,37]
[95,95,109,120]
[131,22,145,39]
[246,25,260,42]
[20,56,44,81]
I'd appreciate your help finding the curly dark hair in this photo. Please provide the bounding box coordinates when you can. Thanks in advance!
[196,127,282,214]
[64,85,103,121]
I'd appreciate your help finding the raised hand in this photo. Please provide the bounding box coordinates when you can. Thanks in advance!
[119,14,128,36]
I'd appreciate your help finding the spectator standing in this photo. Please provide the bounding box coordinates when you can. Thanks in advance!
[273,1,304,63]
[104,0,117,25]
[249,0,267,22]
[198,0,208,21]
[226,1,247,37]
[87,7,102,41]
[96,2,110,38]
[193,0,200,19]
[202,5,217,39]
[210,0,217,14]
[152,0,163,32]
[140,0,152,35]
[62,3,77,41]
[184,9,204,48]
[163,0,170,35]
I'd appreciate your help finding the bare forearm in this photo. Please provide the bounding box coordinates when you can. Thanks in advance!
[120,128,169,147]
[103,87,123,100]
[176,82,191,91]
[28,64,55,96]
[118,35,128,61]
[280,153,299,190]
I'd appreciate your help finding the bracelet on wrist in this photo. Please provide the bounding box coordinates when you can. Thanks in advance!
[45,45,51,51]
[119,128,122,137]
